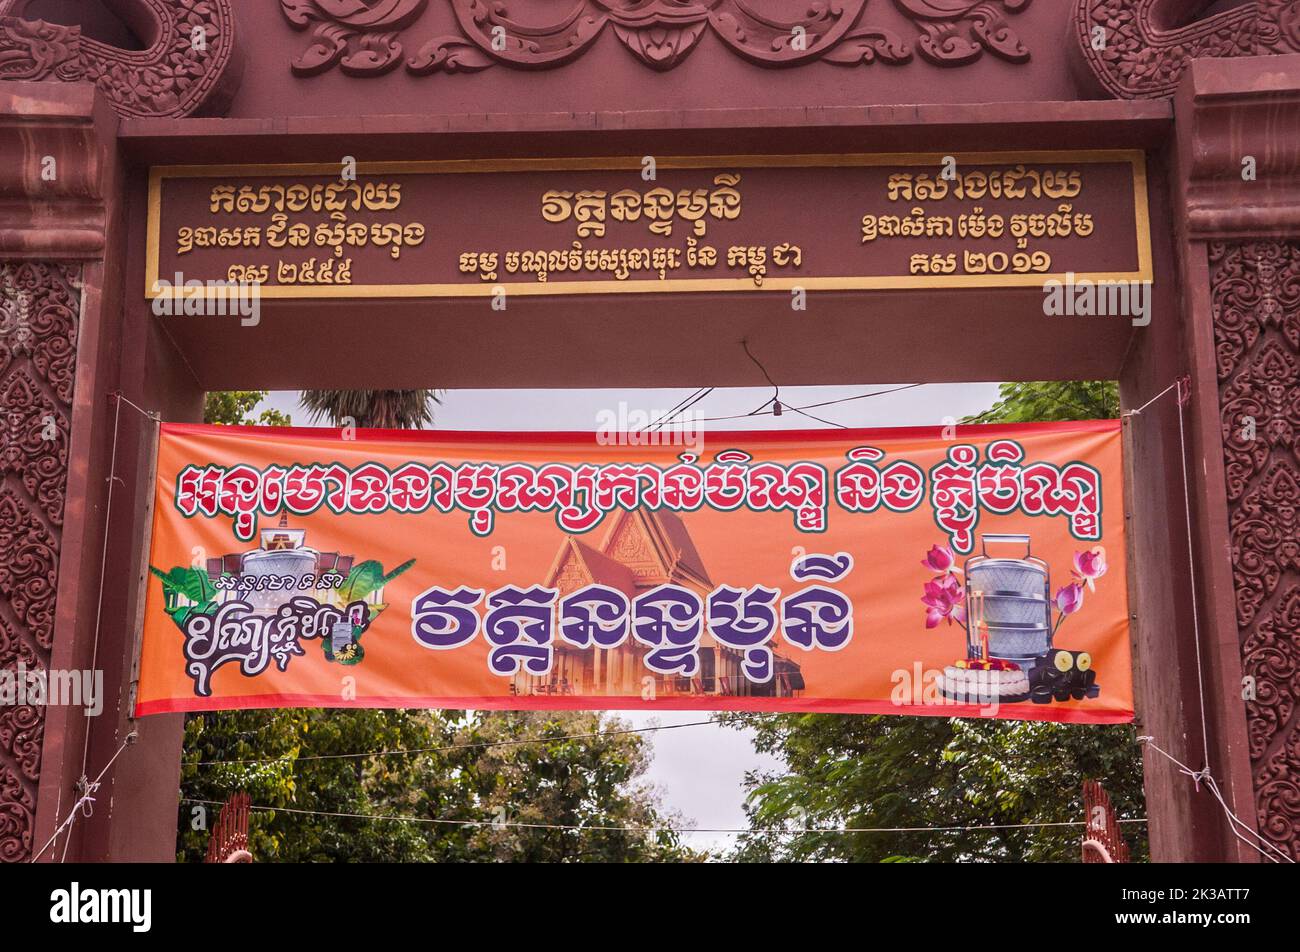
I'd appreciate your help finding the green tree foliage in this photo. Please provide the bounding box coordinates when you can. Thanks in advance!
[179,711,699,862]
[962,381,1119,424]
[203,390,291,427]
[720,714,1146,863]
[300,390,442,429]
[725,380,1146,863]
[184,392,694,862]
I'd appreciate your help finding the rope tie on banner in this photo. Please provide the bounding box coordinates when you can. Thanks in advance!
[83,392,159,782]
[31,733,136,863]
[1125,377,1295,864]
[1138,736,1294,864]
[1123,376,1187,418]
[1124,377,1206,765]
[39,391,157,864]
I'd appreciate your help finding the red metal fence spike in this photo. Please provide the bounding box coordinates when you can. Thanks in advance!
[1082,779,1130,863]
[204,791,252,863]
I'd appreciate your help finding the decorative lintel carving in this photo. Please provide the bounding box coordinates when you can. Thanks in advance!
[0,0,242,118]
[0,15,83,82]
[280,0,1034,78]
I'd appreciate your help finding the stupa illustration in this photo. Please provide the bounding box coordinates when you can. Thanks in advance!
[518,508,804,699]
[206,512,355,614]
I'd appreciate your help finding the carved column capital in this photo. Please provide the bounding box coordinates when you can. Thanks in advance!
[1173,55,1300,241]
[0,82,108,259]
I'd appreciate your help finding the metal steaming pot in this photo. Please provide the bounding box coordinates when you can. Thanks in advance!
[964,533,1052,666]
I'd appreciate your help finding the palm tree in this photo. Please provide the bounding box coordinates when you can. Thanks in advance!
[300,390,442,429]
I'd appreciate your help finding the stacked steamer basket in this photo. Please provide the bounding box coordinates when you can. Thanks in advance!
[964,534,1052,668]
[239,545,316,614]
[239,516,319,614]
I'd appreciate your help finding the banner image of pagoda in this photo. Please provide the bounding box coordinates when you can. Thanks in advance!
[524,508,804,700]
[205,513,355,614]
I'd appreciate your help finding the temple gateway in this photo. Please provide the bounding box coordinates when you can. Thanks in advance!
[0,0,1298,862]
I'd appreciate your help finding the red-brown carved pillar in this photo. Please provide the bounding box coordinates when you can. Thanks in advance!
[1074,1,1300,862]
[0,259,83,862]
[0,70,116,863]
[1207,237,1300,860]
[0,3,240,862]
[1165,52,1300,861]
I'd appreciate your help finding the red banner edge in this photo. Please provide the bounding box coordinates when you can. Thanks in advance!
[136,694,1133,724]
[158,418,1122,445]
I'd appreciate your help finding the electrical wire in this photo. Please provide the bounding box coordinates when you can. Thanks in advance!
[191,717,720,767]
[646,387,716,433]
[742,339,780,411]
[637,387,711,433]
[782,383,925,413]
[1140,737,1293,864]
[694,383,925,423]
[177,797,1148,838]
[785,404,848,429]
[32,735,134,863]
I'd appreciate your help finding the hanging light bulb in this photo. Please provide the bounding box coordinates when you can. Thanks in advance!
[773,400,783,416]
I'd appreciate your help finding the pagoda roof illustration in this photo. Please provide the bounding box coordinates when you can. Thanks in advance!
[549,538,639,597]
[546,508,713,594]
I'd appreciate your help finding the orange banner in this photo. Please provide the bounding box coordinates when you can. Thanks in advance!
[136,421,1132,723]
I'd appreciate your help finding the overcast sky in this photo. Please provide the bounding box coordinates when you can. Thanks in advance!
[262,382,1002,854]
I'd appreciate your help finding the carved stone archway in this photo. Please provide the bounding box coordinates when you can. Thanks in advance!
[0,0,1296,863]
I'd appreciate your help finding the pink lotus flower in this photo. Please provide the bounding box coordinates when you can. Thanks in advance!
[1055,582,1085,616]
[922,575,966,628]
[1073,547,1108,591]
[921,544,957,574]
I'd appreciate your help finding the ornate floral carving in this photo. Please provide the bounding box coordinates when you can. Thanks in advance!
[1260,0,1300,53]
[1243,586,1300,761]
[707,1,874,67]
[0,16,83,81]
[0,261,79,864]
[283,0,1032,76]
[1231,461,1300,628]
[0,486,59,653]
[0,262,79,410]
[0,762,35,863]
[0,0,241,118]
[607,0,716,70]
[0,371,68,527]
[897,0,1031,65]
[281,0,429,76]
[1073,0,1300,100]
[0,645,45,781]
[1210,240,1300,862]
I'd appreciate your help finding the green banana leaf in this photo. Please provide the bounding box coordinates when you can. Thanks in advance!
[338,558,415,602]
[149,565,217,607]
